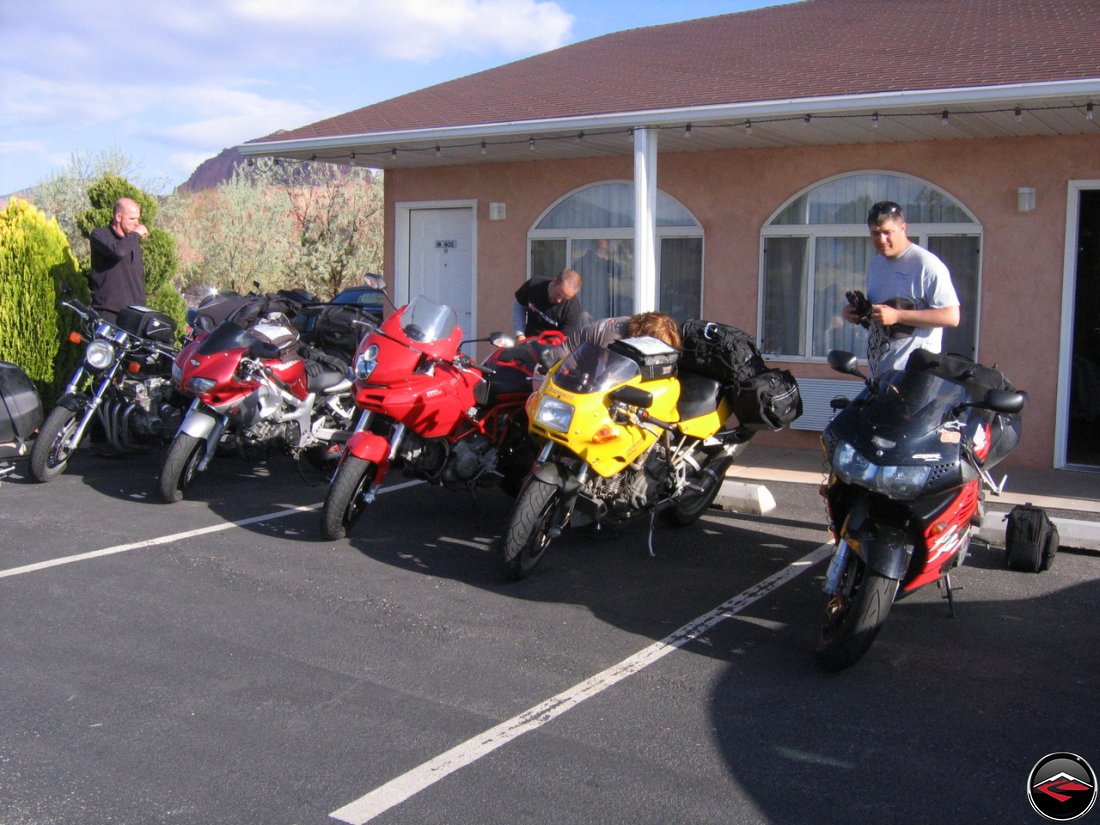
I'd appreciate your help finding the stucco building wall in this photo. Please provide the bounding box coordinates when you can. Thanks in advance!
[384,134,1100,467]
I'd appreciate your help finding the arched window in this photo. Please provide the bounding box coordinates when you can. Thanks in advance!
[761,172,982,360]
[528,181,704,323]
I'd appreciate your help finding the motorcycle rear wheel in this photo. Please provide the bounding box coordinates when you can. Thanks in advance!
[814,554,898,671]
[29,405,82,482]
[159,433,205,503]
[500,477,560,581]
[321,456,376,540]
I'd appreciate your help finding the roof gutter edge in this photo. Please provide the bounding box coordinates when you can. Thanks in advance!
[238,78,1100,155]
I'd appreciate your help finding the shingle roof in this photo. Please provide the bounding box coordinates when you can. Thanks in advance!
[252,0,1100,145]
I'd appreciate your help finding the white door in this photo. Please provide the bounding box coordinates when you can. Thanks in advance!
[405,207,475,339]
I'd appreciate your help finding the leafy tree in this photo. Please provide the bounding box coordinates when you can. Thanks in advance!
[160,158,295,295]
[283,164,384,298]
[161,158,384,301]
[0,198,85,401]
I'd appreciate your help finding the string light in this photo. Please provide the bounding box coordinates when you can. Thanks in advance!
[279,103,1092,166]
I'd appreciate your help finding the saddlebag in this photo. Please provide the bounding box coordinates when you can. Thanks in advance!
[308,304,370,361]
[679,320,768,385]
[1005,503,1058,573]
[729,368,803,431]
[117,305,177,344]
[0,360,44,458]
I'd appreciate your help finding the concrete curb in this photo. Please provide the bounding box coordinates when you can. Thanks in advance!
[714,480,777,515]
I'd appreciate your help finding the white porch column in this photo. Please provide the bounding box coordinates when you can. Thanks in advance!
[633,127,658,313]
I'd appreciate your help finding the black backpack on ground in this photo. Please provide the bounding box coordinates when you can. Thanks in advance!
[1005,503,1059,572]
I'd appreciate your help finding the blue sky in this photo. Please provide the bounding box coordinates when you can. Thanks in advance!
[0,0,790,196]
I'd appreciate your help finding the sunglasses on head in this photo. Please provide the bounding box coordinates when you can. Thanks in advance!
[868,202,903,222]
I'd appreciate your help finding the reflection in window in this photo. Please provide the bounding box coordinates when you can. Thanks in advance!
[529,182,703,324]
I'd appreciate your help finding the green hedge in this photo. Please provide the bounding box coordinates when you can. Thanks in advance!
[0,198,84,403]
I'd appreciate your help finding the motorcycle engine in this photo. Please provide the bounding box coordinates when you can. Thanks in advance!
[441,435,498,487]
[119,376,182,439]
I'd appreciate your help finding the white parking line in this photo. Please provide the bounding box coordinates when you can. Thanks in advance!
[0,479,424,580]
[329,543,834,824]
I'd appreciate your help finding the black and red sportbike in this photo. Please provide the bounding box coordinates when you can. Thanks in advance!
[320,293,554,541]
[159,311,355,502]
[815,348,1027,670]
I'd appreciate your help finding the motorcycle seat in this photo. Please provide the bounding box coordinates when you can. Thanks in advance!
[677,373,723,420]
[307,368,348,394]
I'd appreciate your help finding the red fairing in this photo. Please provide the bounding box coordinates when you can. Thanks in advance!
[906,479,979,592]
[356,364,481,438]
[970,420,992,463]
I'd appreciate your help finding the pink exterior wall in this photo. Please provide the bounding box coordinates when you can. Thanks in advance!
[384,134,1100,467]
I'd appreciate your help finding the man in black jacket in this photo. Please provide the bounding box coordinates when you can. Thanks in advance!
[512,269,583,342]
[89,197,147,320]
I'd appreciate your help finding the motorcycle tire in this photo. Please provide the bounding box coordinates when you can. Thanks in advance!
[159,433,205,503]
[29,405,82,483]
[660,455,735,527]
[321,456,376,541]
[814,554,898,671]
[500,477,560,581]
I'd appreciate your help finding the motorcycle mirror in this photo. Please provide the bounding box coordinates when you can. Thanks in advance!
[488,332,514,348]
[982,388,1027,414]
[609,385,654,409]
[827,350,862,377]
[362,273,387,291]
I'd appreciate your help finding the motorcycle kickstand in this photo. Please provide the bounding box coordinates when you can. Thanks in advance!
[938,573,959,618]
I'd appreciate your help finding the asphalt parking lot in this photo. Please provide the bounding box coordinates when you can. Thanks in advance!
[2,447,1098,825]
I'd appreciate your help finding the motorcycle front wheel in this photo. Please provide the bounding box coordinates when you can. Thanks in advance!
[814,553,899,671]
[29,405,83,482]
[321,455,377,540]
[500,477,560,581]
[159,433,205,503]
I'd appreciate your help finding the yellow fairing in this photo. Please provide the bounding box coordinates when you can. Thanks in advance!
[528,363,729,478]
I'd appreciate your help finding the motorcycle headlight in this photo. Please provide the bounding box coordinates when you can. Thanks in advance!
[832,440,931,500]
[85,340,116,370]
[355,344,380,381]
[833,440,876,484]
[878,464,932,499]
[187,377,217,394]
[534,395,575,433]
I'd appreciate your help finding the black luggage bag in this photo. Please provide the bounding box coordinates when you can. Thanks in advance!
[1005,503,1059,573]
[0,361,43,461]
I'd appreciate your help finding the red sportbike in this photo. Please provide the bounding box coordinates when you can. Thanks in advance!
[320,294,552,540]
[159,312,356,502]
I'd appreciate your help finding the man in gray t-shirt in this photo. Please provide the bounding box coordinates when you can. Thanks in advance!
[844,201,960,377]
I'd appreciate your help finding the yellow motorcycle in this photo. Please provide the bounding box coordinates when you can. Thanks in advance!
[499,335,756,580]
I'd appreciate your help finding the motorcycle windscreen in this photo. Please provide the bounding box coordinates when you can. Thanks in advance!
[401,295,458,343]
[551,343,640,394]
[195,321,259,356]
[866,369,971,436]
